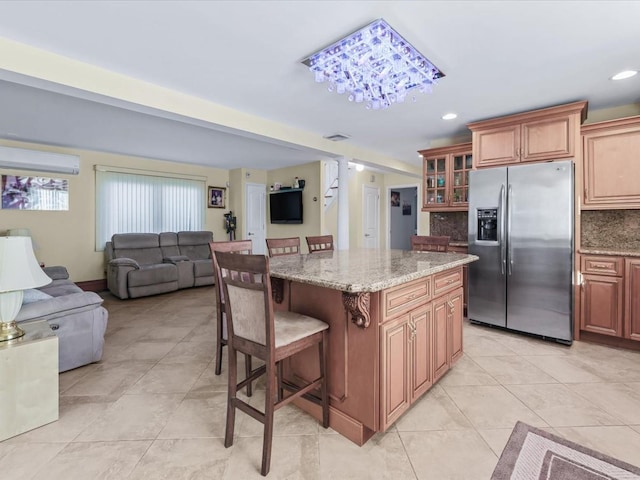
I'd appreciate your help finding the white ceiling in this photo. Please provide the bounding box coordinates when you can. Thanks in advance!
[0,1,639,172]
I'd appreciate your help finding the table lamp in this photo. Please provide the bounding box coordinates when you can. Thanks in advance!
[0,236,52,341]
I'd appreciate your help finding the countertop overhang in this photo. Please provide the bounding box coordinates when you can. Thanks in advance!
[269,248,478,293]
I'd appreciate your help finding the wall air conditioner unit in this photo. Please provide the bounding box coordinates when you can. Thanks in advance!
[0,145,80,175]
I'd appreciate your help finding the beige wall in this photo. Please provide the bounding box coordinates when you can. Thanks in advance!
[0,139,229,282]
[266,162,322,253]
[584,103,640,124]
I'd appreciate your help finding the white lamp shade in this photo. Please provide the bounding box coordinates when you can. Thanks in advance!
[0,237,51,292]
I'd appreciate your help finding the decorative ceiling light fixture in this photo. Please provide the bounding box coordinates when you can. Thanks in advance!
[302,19,444,110]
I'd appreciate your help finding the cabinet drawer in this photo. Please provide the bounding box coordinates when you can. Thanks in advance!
[382,278,431,321]
[581,256,623,276]
[433,267,463,297]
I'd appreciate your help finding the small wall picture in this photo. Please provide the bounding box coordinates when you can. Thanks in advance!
[402,201,412,216]
[208,186,226,208]
[1,175,69,211]
[390,190,400,207]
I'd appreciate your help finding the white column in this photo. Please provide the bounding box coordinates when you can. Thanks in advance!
[337,156,349,250]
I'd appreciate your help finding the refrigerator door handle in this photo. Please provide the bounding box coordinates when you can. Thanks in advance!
[499,184,506,275]
[507,184,513,275]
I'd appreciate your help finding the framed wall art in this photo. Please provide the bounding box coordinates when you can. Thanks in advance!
[208,186,226,208]
[1,175,69,211]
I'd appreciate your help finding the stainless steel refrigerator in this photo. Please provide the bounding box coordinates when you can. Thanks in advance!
[468,160,573,343]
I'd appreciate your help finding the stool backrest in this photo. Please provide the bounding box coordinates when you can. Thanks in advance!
[306,235,334,253]
[266,237,300,257]
[209,240,253,312]
[410,235,450,252]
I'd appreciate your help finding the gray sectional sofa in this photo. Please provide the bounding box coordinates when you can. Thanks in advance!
[105,231,214,299]
[16,266,109,372]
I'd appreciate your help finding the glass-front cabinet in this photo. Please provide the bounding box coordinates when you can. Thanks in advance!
[420,143,473,211]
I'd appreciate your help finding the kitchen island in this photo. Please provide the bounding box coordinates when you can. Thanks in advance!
[269,248,478,445]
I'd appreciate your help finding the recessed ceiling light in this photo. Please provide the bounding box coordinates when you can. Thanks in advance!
[355,164,364,172]
[611,70,638,80]
[442,113,457,120]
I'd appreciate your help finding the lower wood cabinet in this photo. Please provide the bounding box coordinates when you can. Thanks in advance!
[580,274,623,337]
[579,255,640,344]
[380,283,463,430]
[625,259,640,341]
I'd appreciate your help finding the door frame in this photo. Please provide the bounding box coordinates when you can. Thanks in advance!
[362,184,380,248]
[244,182,266,254]
[386,183,421,249]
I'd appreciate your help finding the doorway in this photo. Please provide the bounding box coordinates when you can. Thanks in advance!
[362,185,380,248]
[245,183,266,255]
[388,185,418,250]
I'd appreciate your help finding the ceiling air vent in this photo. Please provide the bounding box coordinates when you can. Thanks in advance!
[323,133,350,142]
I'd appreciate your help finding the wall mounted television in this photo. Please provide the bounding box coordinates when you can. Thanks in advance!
[269,189,303,224]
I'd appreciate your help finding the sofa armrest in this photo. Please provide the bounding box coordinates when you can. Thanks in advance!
[163,255,190,263]
[16,291,104,323]
[110,257,140,268]
[42,265,69,280]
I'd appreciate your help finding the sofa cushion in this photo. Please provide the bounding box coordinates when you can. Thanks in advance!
[128,263,177,287]
[38,279,83,297]
[193,259,214,278]
[112,233,163,265]
[160,232,180,258]
[22,289,53,304]
[178,231,213,261]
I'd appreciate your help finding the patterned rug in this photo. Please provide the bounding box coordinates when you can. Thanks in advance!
[491,421,640,479]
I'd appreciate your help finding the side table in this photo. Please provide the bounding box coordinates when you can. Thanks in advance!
[0,320,59,441]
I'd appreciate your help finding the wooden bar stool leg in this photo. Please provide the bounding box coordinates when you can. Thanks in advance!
[261,363,276,476]
[320,330,329,428]
[245,353,253,397]
[224,348,238,448]
[276,360,284,402]
[215,312,224,375]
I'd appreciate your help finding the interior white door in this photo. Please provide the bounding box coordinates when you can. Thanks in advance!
[245,183,266,255]
[363,185,380,248]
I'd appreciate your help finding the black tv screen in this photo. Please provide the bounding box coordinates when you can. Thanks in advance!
[269,190,303,224]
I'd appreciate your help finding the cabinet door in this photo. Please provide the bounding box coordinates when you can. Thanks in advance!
[423,155,448,208]
[410,304,432,401]
[580,274,623,337]
[380,316,409,430]
[625,259,640,341]
[473,124,520,167]
[521,115,574,162]
[432,297,450,382]
[448,288,464,365]
[583,125,640,208]
[450,152,473,207]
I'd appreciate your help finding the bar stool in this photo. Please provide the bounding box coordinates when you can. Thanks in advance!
[209,240,254,395]
[214,251,329,476]
[265,237,301,257]
[410,235,450,252]
[305,234,334,253]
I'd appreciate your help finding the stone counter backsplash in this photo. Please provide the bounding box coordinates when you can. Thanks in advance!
[430,211,468,242]
[581,210,640,251]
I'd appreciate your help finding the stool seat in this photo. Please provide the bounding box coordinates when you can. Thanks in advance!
[274,310,329,348]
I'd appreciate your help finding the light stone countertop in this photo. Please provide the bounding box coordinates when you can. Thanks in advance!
[269,248,478,293]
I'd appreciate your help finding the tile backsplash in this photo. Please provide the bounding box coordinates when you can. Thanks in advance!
[581,210,640,250]
[430,211,468,242]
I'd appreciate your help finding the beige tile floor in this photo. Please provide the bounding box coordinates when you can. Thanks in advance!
[3,286,640,479]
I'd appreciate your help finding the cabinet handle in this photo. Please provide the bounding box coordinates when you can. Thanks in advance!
[592,264,609,269]
[407,293,417,300]
[447,279,454,284]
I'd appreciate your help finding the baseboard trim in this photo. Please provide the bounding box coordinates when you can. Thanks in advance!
[579,331,640,352]
[77,279,107,292]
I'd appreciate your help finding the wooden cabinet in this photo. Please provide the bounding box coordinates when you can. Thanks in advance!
[581,274,624,337]
[625,259,640,341]
[581,116,640,209]
[379,271,465,429]
[380,315,410,429]
[578,254,640,343]
[420,143,472,211]
[448,245,469,314]
[468,101,587,168]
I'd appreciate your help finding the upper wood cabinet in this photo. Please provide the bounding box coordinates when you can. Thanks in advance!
[468,101,587,168]
[419,143,472,211]
[582,116,640,209]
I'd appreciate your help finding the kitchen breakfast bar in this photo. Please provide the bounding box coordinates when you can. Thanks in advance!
[268,249,478,445]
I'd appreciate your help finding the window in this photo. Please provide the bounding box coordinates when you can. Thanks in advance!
[95,167,205,250]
